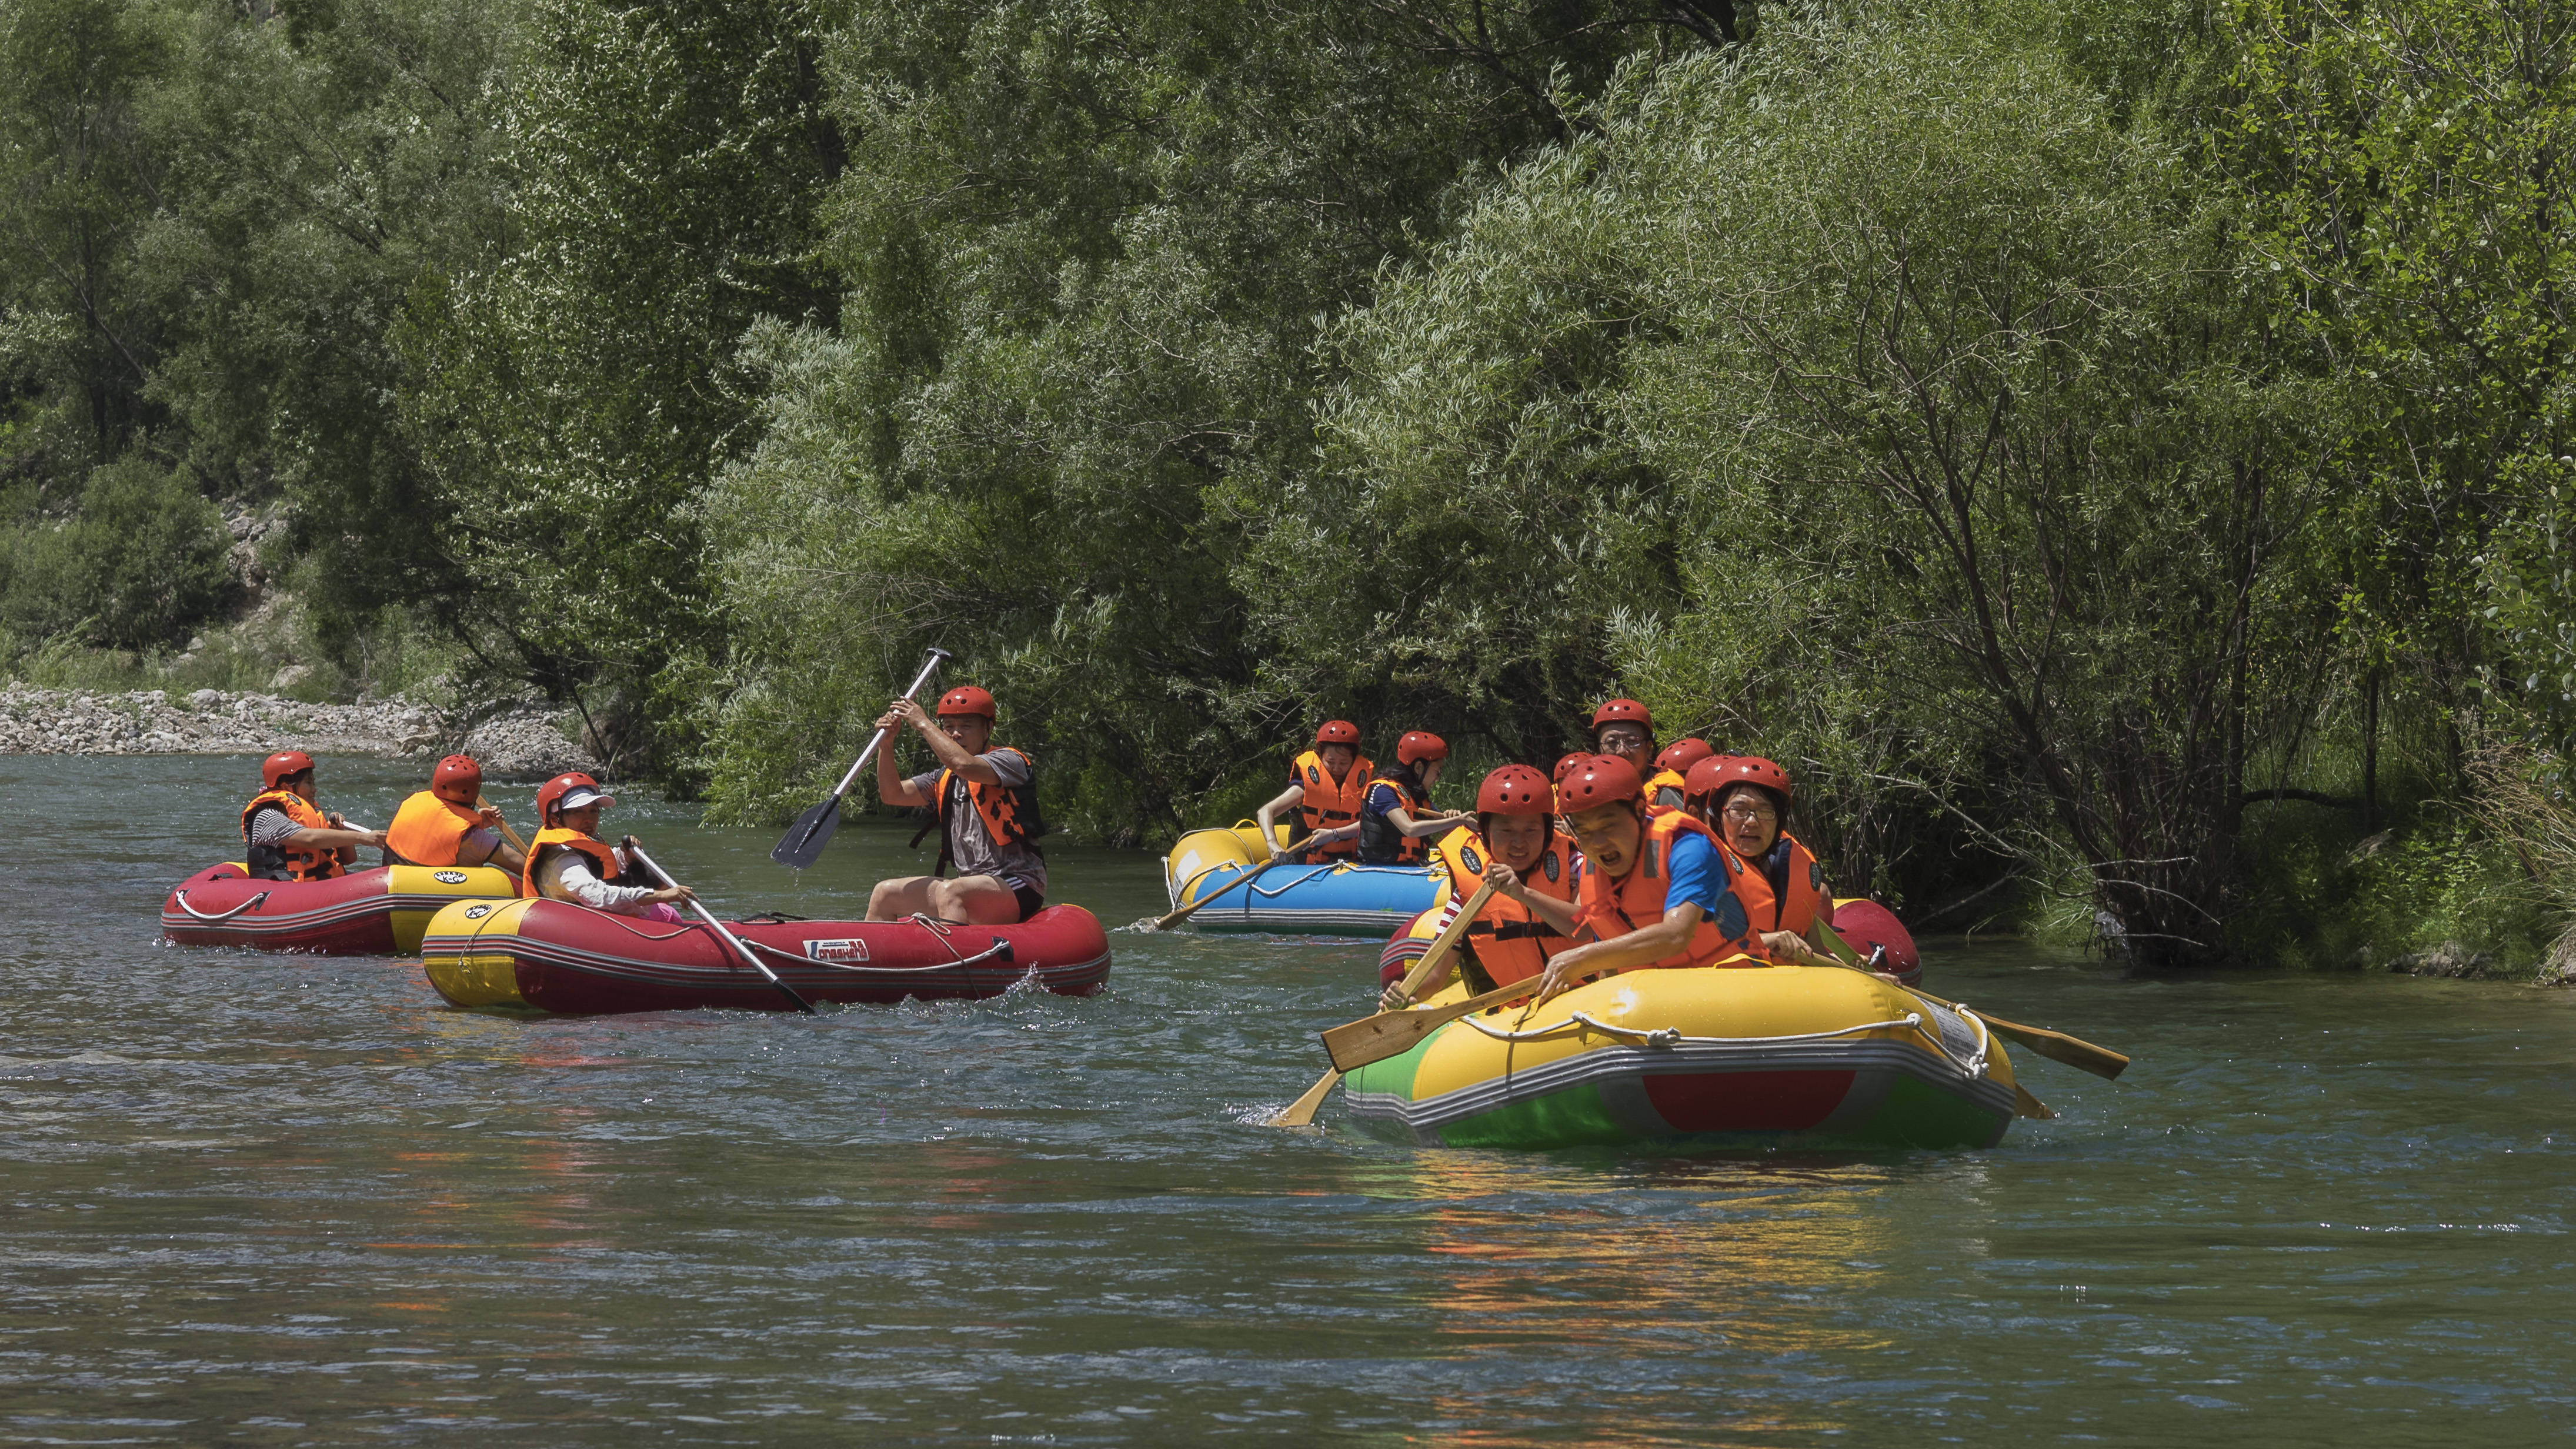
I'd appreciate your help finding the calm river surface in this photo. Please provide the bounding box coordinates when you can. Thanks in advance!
[4,754,2573,1445]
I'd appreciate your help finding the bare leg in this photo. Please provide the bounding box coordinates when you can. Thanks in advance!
[926,874,1026,924]
[867,874,943,922]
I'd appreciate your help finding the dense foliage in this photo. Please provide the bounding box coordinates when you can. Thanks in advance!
[8,0,2576,963]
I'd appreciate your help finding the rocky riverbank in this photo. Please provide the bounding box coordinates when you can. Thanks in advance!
[0,687,602,778]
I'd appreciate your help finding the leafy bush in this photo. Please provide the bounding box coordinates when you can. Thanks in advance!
[0,458,231,649]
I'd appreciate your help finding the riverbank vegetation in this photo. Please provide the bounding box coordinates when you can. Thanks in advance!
[6,0,2575,969]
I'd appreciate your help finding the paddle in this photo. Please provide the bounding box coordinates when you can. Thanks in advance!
[770,647,951,869]
[1268,879,1497,1127]
[475,794,531,857]
[626,843,816,1015]
[1813,919,2130,1081]
[1145,834,1316,932]
[1322,974,1537,1073]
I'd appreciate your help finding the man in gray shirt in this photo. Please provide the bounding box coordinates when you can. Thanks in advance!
[867,683,1048,923]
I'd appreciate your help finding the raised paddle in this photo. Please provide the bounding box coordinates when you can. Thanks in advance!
[1813,920,2130,1080]
[1145,834,1317,931]
[1269,879,1497,1127]
[626,843,817,1015]
[771,647,950,869]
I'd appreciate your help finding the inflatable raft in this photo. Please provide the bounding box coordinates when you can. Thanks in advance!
[161,863,519,955]
[1164,824,1441,936]
[420,899,1113,1014]
[1338,963,2029,1150]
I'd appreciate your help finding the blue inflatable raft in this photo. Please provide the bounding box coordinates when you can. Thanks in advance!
[1163,824,1443,937]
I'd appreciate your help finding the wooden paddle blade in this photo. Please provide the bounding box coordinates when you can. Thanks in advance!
[1267,1069,1341,1127]
[1322,980,1534,1073]
[1982,1015,2129,1080]
[770,796,842,868]
[2014,1082,2057,1119]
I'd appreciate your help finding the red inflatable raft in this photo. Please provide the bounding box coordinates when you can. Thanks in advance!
[161,863,520,955]
[419,897,1112,1014]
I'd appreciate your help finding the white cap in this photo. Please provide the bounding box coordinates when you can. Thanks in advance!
[559,784,617,811]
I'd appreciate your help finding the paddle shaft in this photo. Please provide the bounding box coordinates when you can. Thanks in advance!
[831,649,950,801]
[1153,834,1316,930]
[1270,879,1498,1126]
[626,844,816,1014]
[476,795,532,857]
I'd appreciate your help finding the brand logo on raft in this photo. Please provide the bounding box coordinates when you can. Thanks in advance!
[802,939,871,963]
[463,904,493,920]
[433,870,469,884]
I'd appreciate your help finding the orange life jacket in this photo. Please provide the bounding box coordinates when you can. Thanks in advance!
[386,791,485,868]
[523,826,631,901]
[1751,831,1834,937]
[1432,823,1583,988]
[1575,810,1770,971]
[1644,767,1687,816]
[240,788,343,883]
[1290,748,1373,862]
[1357,769,1431,866]
[932,746,1046,876]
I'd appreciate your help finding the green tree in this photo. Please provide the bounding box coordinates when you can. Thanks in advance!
[399,0,850,770]
[696,0,1706,834]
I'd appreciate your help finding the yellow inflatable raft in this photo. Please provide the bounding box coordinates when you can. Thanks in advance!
[1339,961,2030,1150]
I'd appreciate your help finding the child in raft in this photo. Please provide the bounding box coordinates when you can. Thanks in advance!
[523,772,694,922]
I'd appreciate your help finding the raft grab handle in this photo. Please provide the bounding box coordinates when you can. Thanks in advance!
[169,890,271,923]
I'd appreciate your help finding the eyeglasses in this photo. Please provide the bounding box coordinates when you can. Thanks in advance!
[1721,802,1778,824]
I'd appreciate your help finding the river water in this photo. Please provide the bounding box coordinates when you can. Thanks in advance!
[3,753,2572,1445]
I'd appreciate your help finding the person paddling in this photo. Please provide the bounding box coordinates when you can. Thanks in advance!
[1686,754,1842,967]
[1531,754,1773,1003]
[1348,731,1466,866]
[867,685,1049,924]
[523,772,692,922]
[385,754,526,873]
[241,751,386,882]
[1382,764,1587,1007]
[1255,720,1373,865]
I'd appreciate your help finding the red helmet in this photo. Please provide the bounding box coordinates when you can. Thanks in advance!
[262,750,315,788]
[936,685,996,719]
[536,771,612,824]
[1655,737,1716,776]
[1831,899,1920,984]
[1552,752,1593,785]
[431,754,483,805]
[1683,754,1734,803]
[1706,754,1794,806]
[1396,730,1449,765]
[1558,753,1642,812]
[1476,763,1552,816]
[1590,698,1654,733]
[1314,719,1360,746]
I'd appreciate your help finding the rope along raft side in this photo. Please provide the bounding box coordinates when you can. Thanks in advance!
[1336,961,2024,1150]
[1163,823,1440,937]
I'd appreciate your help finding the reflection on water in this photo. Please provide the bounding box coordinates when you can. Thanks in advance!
[4,754,2576,1443]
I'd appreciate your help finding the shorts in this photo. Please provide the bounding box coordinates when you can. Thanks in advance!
[1011,883,1045,923]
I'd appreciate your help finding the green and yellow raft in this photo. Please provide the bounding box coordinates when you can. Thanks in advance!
[1339,963,2031,1150]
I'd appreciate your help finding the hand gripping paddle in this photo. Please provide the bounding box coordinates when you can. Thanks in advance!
[771,647,950,869]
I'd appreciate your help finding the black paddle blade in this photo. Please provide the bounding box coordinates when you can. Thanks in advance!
[770,796,842,868]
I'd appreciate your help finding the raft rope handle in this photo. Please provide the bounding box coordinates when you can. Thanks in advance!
[169,890,271,923]
[1459,1010,1924,1050]
[1926,1003,1994,1080]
